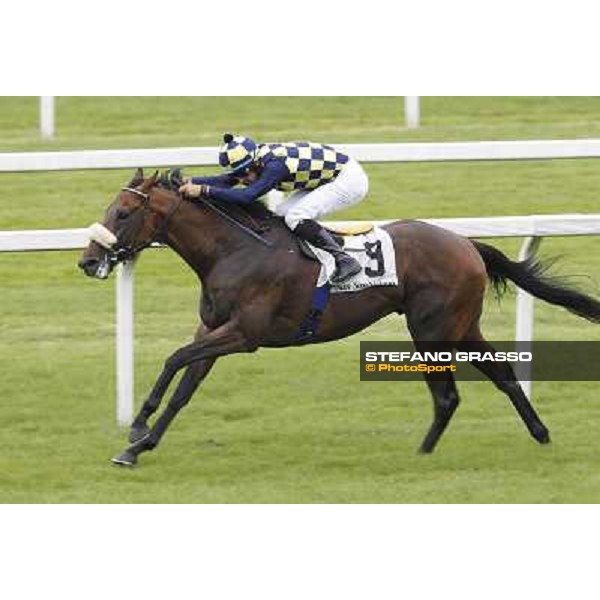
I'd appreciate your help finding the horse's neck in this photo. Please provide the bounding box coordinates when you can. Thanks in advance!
[163,201,255,281]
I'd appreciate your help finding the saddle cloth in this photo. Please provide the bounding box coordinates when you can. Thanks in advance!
[309,226,399,293]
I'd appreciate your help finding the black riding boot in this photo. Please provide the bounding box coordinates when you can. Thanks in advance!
[294,219,362,284]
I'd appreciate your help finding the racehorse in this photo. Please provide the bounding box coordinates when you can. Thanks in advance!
[78,169,600,466]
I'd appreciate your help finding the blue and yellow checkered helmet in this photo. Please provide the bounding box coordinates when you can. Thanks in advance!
[219,133,258,175]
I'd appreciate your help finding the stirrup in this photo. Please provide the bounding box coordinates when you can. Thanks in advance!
[331,255,362,284]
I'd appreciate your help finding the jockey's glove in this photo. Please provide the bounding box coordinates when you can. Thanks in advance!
[179,182,209,199]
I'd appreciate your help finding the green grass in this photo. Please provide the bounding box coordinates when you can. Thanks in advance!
[1,97,599,503]
[2,96,600,151]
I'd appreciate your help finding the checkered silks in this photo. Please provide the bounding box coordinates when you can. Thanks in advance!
[219,136,258,171]
[258,142,349,192]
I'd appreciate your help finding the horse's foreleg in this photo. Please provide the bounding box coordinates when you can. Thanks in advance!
[112,318,253,466]
[129,357,216,444]
[131,356,215,447]
[129,324,211,443]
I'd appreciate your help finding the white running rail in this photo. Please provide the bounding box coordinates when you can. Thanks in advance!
[1,214,599,423]
[3,139,600,172]
[3,138,600,422]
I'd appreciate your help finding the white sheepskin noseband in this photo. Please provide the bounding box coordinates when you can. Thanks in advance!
[88,223,117,249]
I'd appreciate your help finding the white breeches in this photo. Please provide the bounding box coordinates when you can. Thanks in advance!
[274,158,369,230]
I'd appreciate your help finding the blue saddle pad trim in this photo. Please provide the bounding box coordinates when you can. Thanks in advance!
[295,284,331,342]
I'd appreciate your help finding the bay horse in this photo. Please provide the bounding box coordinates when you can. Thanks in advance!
[78,169,600,466]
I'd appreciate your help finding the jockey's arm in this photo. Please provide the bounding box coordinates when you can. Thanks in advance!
[190,173,237,187]
[206,161,288,205]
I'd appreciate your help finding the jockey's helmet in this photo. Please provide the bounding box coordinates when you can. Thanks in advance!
[219,133,258,175]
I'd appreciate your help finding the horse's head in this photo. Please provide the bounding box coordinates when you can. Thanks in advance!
[78,168,181,279]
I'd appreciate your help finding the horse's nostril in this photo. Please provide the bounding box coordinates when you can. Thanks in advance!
[78,257,99,273]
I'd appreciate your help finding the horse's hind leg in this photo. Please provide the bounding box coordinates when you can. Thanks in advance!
[406,307,466,454]
[459,328,550,445]
[418,364,460,454]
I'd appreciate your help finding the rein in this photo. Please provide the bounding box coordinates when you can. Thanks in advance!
[200,199,274,248]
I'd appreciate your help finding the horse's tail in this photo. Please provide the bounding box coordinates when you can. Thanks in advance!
[472,241,600,324]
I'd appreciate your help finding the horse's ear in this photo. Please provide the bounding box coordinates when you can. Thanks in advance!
[141,170,159,192]
[128,168,144,187]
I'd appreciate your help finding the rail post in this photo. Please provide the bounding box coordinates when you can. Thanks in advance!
[116,260,135,426]
[515,236,542,398]
[40,96,55,140]
[404,96,420,129]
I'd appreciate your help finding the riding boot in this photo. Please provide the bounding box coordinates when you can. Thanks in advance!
[294,219,362,284]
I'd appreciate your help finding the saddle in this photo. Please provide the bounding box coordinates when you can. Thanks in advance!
[299,223,374,262]
[325,222,374,237]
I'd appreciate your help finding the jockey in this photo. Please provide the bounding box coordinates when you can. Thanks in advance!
[179,133,369,284]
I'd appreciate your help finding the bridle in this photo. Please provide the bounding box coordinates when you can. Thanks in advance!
[109,185,183,264]
[89,180,274,279]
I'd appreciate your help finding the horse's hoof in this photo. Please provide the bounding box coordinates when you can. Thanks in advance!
[539,431,551,444]
[533,426,551,445]
[111,450,137,467]
[129,424,150,444]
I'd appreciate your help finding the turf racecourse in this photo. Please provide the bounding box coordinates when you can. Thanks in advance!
[1,97,599,503]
